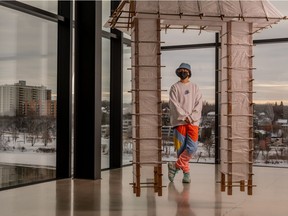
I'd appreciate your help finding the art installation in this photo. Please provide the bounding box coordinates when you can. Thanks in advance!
[106,0,285,196]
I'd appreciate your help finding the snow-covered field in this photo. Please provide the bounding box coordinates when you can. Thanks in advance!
[1,135,288,169]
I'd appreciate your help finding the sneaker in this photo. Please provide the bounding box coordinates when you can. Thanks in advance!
[182,172,191,183]
[168,162,179,182]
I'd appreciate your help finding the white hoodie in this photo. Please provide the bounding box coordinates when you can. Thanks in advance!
[169,81,203,127]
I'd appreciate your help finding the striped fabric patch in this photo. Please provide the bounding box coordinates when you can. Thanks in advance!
[173,125,199,156]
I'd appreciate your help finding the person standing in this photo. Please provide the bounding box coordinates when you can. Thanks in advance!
[168,62,203,183]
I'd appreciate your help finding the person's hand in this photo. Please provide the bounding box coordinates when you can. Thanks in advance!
[185,117,190,124]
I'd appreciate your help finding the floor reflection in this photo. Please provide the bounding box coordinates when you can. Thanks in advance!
[0,164,55,189]
[168,182,196,216]
[1,165,288,216]
[109,169,123,216]
[147,179,156,216]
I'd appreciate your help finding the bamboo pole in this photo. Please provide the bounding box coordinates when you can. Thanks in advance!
[248,22,254,196]
[227,21,233,196]
[134,18,141,197]
[156,18,162,196]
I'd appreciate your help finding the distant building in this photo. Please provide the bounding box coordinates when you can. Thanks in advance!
[0,80,56,117]
[47,100,57,118]
[0,84,17,116]
[24,99,57,118]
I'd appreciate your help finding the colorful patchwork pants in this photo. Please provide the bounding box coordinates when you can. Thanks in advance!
[173,124,199,173]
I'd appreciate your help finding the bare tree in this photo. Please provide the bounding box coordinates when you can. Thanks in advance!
[259,137,272,163]
[9,124,19,144]
[39,117,54,146]
[203,137,214,158]
[201,127,214,158]
[26,118,41,146]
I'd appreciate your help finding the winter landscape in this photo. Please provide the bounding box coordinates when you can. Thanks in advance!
[1,101,288,188]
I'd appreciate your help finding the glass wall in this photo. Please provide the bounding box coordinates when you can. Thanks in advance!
[0,6,57,188]
[253,43,288,167]
[122,44,132,165]
[101,38,111,169]
[161,48,216,163]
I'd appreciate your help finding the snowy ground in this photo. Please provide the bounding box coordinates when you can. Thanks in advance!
[1,135,288,169]
[0,133,56,167]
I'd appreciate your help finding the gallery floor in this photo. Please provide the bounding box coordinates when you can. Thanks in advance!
[0,163,287,216]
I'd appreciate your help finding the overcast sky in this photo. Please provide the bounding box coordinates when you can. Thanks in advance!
[0,1,288,104]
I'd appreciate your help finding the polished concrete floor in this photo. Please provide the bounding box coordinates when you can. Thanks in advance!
[0,164,288,216]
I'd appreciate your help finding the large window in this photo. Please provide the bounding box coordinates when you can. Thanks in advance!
[122,44,132,166]
[161,48,216,163]
[253,43,288,167]
[0,6,57,188]
[101,38,111,169]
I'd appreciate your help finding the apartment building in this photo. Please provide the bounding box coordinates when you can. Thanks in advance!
[0,81,55,117]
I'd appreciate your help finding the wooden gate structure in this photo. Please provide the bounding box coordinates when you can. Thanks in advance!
[105,0,285,196]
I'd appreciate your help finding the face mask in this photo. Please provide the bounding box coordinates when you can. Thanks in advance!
[178,72,189,80]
